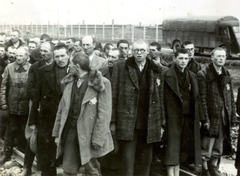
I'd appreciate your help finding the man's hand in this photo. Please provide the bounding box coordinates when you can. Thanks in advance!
[203,122,210,130]
[91,142,101,150]
[110,122,116,135]
[29,125,36,130]
[1,105,8,110]
[54,138,59,146]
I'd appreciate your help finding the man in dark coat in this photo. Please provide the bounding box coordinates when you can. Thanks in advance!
[111,39,166,176]
[19,42,54,176]
[198,47,237,176]
[5,30,25,50]
[164,48,202,176]
[168,41,201,74]
[28,44,69,176]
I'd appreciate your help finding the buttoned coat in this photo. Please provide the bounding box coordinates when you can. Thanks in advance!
[111,57,167,143]
[52,70,113,165]
[1,62,31,115]
[197,62,236,138]
[164,64,202,167]
[28,62,65,170]
[90,55,108,70]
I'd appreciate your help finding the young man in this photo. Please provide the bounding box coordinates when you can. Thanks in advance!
[198,47,237,176]
[164,48,202,176]
[111,39,166,176]
[28,44,69,175]
[52,53,113,176]
[149,41,168,67]
[117,39,130,60]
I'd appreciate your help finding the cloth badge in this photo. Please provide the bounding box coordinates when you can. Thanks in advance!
[226,84,230,91]
[156,78,161,86]
[89,97,97,105]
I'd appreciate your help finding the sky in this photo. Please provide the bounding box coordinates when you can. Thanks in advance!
[1,0,240,25]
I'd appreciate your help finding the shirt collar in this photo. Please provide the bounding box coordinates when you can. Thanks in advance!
[44,59,53,65]
[13,40,20,48]
[14,61,28,70]
[135,59,146,68]
[212,62,222,75]
[89,53,94,62]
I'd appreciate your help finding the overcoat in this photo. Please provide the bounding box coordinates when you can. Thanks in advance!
[1,62,31,115]
[90,55,108,70]
[197,62,236,138]
[52,70,113,165]
[28,62,65,170]
[235,87,240,169]
[164,64,202,167]
[111,57,167,143]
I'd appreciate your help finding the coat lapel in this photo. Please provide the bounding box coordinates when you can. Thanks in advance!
[81,86,98,105]
[91,55,100,69]
[165,66,181,99]
[128,66,139,90]
[44,63,56,93]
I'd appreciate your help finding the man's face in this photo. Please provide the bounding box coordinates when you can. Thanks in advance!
[7,47,16,63]
[66,39,74,50]
[74,41,83,52]
[40,43,53,62]
[0,36,6,45]
[29,43,37,53]
[211,50,226,67]
[133,43,149,63]
[15,48,28,65]
[108,50,120,67]
[118,43,129,58]
[149,46,160,59]
[0,47,5,57]
[174,53,189,70]
[10,31,19,44]
[54,48,69,67]
[184,44,195,58]
[82,37,95,56]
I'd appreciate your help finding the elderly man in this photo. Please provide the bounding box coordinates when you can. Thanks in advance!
[111,39,166,176]
[82,36,107,69]
[5,30,25,50]
[198,47,237,176]
[0,47,31,164]
[52,53,113,176]
[29,44,69,175]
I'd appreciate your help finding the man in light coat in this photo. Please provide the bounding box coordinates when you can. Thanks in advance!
[52,53,113,176]
[82,36,107,69]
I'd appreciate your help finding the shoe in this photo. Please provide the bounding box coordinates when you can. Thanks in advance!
[19,168,32,176]
[209,166,222,176]
[0,155,11,165]
[201,169,211,176]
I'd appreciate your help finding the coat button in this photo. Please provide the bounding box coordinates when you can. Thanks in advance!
[127,112,130,114]
[129,100,132,103]
[132,87,135,89]
[152,101,155,104]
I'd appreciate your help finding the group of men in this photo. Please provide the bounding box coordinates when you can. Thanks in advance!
[0,30,237,176]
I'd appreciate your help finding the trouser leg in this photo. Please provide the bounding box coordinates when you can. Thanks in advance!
[23,140,35,171]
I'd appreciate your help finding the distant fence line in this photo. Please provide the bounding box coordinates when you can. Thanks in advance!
[0,23,163,42]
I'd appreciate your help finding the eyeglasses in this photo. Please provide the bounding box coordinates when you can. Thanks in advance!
[133,49,146,54]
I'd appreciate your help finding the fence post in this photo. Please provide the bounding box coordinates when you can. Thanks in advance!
[122,25,124,39]
[36,24,38,36]
[131,25,134,42]
[52,24,54,38]
[156,24,158,42]
[41,24,43,35]
[112,19,114,41]
[94,24,96,35]
[86,24,88,35]
[143,26,146,39]
[103,23,105,40]
[65,25,67,38]
[47,21,49,35]
[71,24,73,37]
[78,23,81,38]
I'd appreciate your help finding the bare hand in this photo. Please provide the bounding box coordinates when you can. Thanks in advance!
[1,105,8,110]
[110,122,116,135]
[91,142,101,150]
[29,125,36,130]
[203,122,210,130]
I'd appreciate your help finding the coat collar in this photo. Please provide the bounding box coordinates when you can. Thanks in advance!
[206,62,231,84]
[61,68,105,92]
[124,57,160,73]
